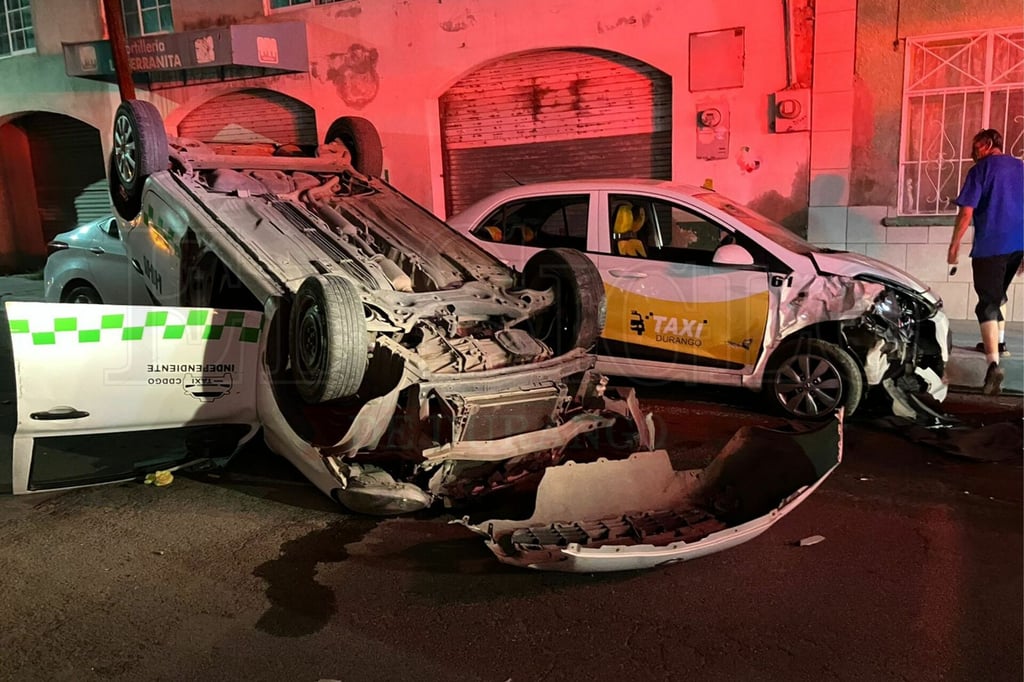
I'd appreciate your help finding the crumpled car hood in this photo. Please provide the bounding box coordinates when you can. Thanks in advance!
[455,413,842,572]
[778,275,885,336]
[811,251,932,297]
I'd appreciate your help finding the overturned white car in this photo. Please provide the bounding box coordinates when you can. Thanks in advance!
[5,99,658,515]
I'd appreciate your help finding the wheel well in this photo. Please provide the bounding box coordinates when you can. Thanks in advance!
[186,251,262,311]
[60,278,97,301]
[769,321,867,375]
[324,116,383,177]
[780,321,846,347]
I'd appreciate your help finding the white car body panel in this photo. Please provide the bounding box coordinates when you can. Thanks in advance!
[810,250,932,296]
[5,301,261,493]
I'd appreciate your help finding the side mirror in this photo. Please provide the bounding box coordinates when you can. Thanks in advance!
[712,243,754,266]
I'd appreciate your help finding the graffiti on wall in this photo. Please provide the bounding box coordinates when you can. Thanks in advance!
[313,44,380,109]
[597,13,655,33]
[440,9,476,32]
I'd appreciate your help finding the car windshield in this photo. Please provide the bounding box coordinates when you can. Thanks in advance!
[696,192,821,255]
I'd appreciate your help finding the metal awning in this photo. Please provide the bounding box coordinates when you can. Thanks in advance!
[63,22,308,87]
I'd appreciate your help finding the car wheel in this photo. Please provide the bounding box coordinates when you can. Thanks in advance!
[324,116,384,177]
[289,275,368,404]
[767,338,863,419]
[109,100,168,219]
[63,284,102,304]
[520,247,606,354]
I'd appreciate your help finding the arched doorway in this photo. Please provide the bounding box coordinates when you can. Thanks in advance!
[178,88,317,150]
[440,48,673,216]
[0,113,107,270]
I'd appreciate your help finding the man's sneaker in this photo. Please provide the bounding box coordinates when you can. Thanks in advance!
[975,341,1010,357]
[982,362,1005,396]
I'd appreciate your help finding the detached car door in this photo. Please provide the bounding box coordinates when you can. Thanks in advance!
[0,301,262,494]
[594,192,772,376]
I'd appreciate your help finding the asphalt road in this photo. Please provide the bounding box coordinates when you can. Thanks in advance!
[0,274,1021,681]
[0,389,1021,682]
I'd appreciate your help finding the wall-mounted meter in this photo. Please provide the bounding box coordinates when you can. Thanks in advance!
[769,89,811,133]
[696,102,729,160]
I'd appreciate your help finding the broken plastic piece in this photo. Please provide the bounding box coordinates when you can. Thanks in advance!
[144,470,173,487]
[333,465,432,515]
[798,534,825,546]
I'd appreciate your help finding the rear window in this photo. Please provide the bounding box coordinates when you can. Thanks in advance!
[473,195,589,250]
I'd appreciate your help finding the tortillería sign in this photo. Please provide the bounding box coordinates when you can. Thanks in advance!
[62,22,308,79]
[127,38,184,71]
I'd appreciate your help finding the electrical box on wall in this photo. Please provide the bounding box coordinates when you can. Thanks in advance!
[769,89,810,133]
[696,103,730,160]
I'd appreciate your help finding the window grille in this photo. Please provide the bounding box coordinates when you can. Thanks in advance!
[121,0,173,37]
[0,0,34,58]
[269,0,344,9]
[899,29,1024,215]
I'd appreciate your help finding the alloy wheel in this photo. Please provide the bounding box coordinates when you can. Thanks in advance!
[774,353,844,418]
[113,113,137,185]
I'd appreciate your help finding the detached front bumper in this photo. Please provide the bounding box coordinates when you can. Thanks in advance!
[456,413,843,572]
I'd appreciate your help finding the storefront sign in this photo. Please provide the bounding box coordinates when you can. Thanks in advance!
[63,22,308,79]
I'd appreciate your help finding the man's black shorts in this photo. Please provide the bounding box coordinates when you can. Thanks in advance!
[973,251,1024,322]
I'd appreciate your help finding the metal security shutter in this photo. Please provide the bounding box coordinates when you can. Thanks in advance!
[178,89,317,146]
[441,49,672,216]
[75,179,112,222]
[26,114,108,240]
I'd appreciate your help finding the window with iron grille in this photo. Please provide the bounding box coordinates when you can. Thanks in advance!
[0,0,34,58]
[899,29,1024,215]
[121,0,173,37]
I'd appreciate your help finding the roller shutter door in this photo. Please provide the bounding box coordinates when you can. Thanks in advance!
[441,49,672,216]
[26,114,108,240]
[178,89,317,146]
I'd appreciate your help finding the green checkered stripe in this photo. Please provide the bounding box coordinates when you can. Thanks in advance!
[9,309,264,346]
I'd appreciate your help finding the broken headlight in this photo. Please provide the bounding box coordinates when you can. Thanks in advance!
[872,290,902,327]
[857,276,937,326]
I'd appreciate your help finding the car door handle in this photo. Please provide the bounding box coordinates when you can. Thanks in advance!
[30,406,90,421]
[131,258,144,275]
[89,247,105,255]
[608,270,647,278]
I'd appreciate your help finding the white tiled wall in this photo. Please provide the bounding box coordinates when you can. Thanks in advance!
[805,205,1023,321]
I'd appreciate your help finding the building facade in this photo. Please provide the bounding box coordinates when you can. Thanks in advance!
[0,0,1020,320]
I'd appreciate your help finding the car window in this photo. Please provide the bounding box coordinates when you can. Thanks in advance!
[610,194,735,265]
[472,195,589,250]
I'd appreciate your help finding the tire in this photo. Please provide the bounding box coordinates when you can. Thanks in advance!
[520,248,606,354]
[62,283,102,304]
[766,338,863,419]
[289,275,369,404]
[109,100,168,219]
[324,116,384,177]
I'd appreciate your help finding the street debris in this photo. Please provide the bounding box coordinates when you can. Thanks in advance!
[868,416,1023,462]
[456,414,842,572]
[798,534,826,546]
[144,471,174,487]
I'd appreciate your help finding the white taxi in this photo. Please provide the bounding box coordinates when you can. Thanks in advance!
[450,180,950,420]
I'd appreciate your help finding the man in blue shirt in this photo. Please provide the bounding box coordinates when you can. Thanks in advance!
[948,129,1024,395]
